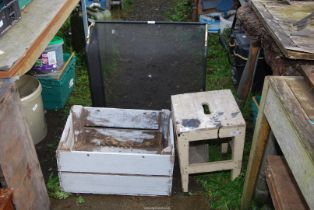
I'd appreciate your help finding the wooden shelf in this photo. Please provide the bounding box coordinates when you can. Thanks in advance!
[0,0,79,78]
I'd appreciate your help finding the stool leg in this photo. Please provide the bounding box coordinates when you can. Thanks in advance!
[221,143,228,154]
[177,139,189,192]
[231,128,246,180]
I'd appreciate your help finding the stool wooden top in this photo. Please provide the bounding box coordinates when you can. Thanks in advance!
[171,90,245,134]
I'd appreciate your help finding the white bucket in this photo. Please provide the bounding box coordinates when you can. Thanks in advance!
[16,75,47,144]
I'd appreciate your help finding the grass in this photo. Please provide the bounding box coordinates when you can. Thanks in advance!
[47,174,71,200]
[166,0,191,21]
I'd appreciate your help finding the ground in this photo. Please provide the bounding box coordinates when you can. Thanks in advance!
[35,0,255,209]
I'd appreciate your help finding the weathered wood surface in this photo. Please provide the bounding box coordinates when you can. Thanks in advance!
[241,77,271,210]
[251,0,314,60]
[237,4,314,84]
[171,90,245,134]
[241,76,314,209]
[0,0,79,78]
[0,83,49,210]
[268,77,314,162]
[59,172,172,196]
[83,106,162,130]
[264,77,314,208]
[287,78,314,122]
[301,65,314,88]
[266,155,308,210]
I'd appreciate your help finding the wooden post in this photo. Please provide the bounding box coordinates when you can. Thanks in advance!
[0,82,50,210]
[240,77,271,210]
[237,43,261,106]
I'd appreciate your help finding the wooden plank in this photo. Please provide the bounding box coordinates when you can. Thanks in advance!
[188,160,236,174]
[269,77,314,161]
[71,105,86,144]
[84,106,163,130]
[59,172,172,196]
[241,77,271,210]
[287,79,314,121]
[251,0,314,60]
[57,114,75,151]
[57,151,174,176]
[265,155,308,210]
[0,83,49,210]
[300,65,314,88]
[264,82,314,208]
[0,0,79,78]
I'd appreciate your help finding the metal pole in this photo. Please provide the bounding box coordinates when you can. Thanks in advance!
[81,0,89,40]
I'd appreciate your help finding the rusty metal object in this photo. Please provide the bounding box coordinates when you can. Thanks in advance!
[0,188,14,210]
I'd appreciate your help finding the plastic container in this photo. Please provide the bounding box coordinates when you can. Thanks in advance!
[86,0,107,9]
[16,75,47,144]
[0,0,21,36]
[199,13,221,33]
[32,36,64,73]
[17,0,31,9]
[38,53,76,110]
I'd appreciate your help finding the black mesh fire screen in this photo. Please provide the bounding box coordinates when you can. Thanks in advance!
[87,21,207,109]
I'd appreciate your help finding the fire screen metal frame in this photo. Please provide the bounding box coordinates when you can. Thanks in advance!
[86,21,208,109]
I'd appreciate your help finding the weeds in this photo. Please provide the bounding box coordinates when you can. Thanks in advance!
[76,196,85,205]
[47,174,71,200]
[167,0,191,21]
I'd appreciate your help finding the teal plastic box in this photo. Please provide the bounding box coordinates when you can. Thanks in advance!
[38,53,76,110]
[18,0,31,9]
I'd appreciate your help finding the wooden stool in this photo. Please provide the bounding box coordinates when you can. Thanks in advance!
[171,90,246,192]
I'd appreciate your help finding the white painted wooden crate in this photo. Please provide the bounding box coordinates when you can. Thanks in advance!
[57,105,175,196]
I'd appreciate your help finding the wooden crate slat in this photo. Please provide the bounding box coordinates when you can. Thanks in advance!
[57,150,174,176]
[83,106,164,130]
[59,172,172,196]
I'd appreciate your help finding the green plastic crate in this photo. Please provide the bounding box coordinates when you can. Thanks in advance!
[17,0,31,9]
[38,53,76,110]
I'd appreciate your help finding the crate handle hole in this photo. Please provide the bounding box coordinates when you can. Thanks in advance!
[202,103,211,115]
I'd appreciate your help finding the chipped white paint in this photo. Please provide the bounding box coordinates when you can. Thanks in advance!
[84,107,160,130]
[57,107,175,196]
[171,90,245,134]
[171,90,246,192]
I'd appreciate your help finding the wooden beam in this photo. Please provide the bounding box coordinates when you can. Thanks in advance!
[0,0,79,78]
[241,77,271,210]
[0,83,50,210]
[266,155,308,210]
